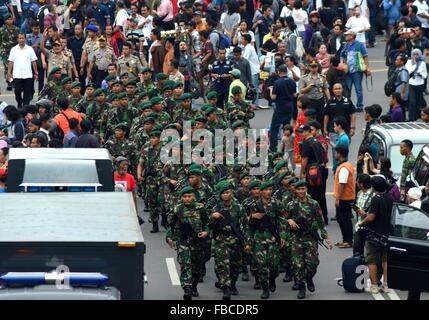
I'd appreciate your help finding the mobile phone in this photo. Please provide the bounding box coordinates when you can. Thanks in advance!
[352,204,360,211]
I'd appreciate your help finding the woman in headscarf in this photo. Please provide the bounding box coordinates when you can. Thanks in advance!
[405,48,427,121]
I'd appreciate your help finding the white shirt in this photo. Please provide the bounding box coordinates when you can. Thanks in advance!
[8,44,37,79]
[348,0,369,18]
[292,9,308,32]
[345,16,370,43]
[414,0,429,28]
[115,9,129,28]
[338,166,350,183]
[406,59,428,86]
[242,43,260,75]
[287,65,301,91]
[140,15,154,39]
[280,6,292,18]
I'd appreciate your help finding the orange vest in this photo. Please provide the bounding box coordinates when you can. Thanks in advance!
[333,161,355,201]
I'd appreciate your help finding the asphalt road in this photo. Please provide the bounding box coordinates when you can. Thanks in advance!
[1,36,427,300]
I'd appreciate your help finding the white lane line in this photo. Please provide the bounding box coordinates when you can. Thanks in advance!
[166,257,181,286]
[388,290,401,300]
[366,278,385,300]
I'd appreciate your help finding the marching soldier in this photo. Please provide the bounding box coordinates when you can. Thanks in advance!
[166,186,209,300]
[88,35,117,88]
[210,180,251,300]
[105,92,139,139]
[248,180,288,299]
[118,42,144,82]
[76,82,96,114]
[87,88,111,136]
[285,180,333,299]
[173,93,195,127]
[137,130,165,233]
[138,67,155,92]
[38,67,63,101]
[68,81,83,110]
[0,13,19,91]
[225,86,255,126]
[104,123,136,163]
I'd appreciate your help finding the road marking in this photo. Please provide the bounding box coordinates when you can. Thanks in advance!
[369,60,388,63]
[0,94,15,97]
[370,68,388,73]
[387,289,401,300]
[166,257,181,286]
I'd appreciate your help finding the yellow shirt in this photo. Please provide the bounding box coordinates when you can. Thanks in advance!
[229,79,247,101]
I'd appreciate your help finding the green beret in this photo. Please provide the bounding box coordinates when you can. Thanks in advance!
[239,171,250,180]
[71,81,81,89]
[120,72,129,78]
[156,73,168,81]
[180,93,192,101]
[260,180,273,190]
[179,186,196,197]
[174,81,184,89]
[141,102,152,110]
[105,75,116,81]
[201,104,211,112]
[61,76,71,85]
[126,80,137,86]
[150,130,162,137]
[231,86,242,95]
[93,88,105,97]
[286,177,299,186]
[191,120,196,126]
[4,13,12,20]
[143,67,152,73]
[195,116,206,123]
[231,120,245,130]
[216,108,224,115]
[188,169,202,176]
[216,180,232,194]
[248,180,261,190]
[115,123,128,131]
[270,152,283,163]
[112,80,123,86]
[147,112,158,119]
[165,123,177,129]
[278,170,292,181]
[143,117,156,124]
[233,164,244,172]
[150,96,162,105]
[206,91,217,100]
[294,180,307,189]
[86,82,96,88]
[138,91,148,100]
[50,66,61,74]
[111,94,120,101]
[153,124,164,132]
[163,80,176,91]
[274,159,288,173]
[205,106,216,115]
[189,163,202,171]
[117,92,127,99]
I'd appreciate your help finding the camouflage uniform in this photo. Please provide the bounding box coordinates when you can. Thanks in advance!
[225,99,255,126]
[87,101,111,136]
[104,137,136,162]
[38,79,62,101]
[235,187,250,204]
[400,153,416,202]
[75,95,95,114]
[248,198,287,283]
[0,24,19,81]
[173,107,196,123]
[161,163,186,222]
[166,201,209,289]
[208,164,232,186]
[138,80,155,92]
[68,94,82,110]
[105,106,139,140]
[206,119,228,133]
[211,199,250,289]
[140,145,164,223]
[285,197,328,285]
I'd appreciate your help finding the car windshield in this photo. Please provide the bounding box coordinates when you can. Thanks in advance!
[389,144,425,175]
[392,204,429,241]
[412,149,429,186]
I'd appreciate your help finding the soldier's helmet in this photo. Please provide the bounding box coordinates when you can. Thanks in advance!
[36,99,53,112]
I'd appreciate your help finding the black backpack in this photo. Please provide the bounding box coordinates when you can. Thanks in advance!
[384,68,408,96]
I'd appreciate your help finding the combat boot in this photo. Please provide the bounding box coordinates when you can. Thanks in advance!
[150,222,159,233]
[307,277,315,292]
[231,280,239,295]
[183,286,193,300]
[260,281,270,299]
[253,276,261,290]
[222,287,231,300]
[292,277,300,290]
[297,282,306,299]
[283,268,293,283]
[269,276,276,293]
[241,266,249,281]
[192,279,200,297]
[215,281,222,289]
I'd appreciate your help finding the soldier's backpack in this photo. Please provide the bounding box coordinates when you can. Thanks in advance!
[338,254,366,293]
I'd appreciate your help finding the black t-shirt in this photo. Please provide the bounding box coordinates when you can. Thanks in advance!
[300,137,324,165]
[324,96,356,133]
[272,76,296,109]
[262,39,279,53]
[368,192,393,236]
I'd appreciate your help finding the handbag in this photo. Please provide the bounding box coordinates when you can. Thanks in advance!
[356,43,367,73]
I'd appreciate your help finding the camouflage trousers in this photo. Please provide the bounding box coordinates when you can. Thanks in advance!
[291,237,319,283]
[2,56,8,83]
[176,239,205,288]
[145,180,163,223]
[253,232,280,282]
[213,235,241,287]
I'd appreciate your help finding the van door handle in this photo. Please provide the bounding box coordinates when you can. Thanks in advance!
[390,247,407,253]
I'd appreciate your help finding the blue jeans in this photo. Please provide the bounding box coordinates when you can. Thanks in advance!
[346,72,364,110]
[252,73,259,104]
[269,108,292,152]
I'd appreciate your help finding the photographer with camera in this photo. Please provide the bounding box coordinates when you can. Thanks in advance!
[357,175,393,295]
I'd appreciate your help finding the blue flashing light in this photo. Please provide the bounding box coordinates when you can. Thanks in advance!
[66,273,109,286]
[0,272,109,287]
[27,186,41,192]
[0,272,45,286]
[82,187,95,192]
[68,187,81,192]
